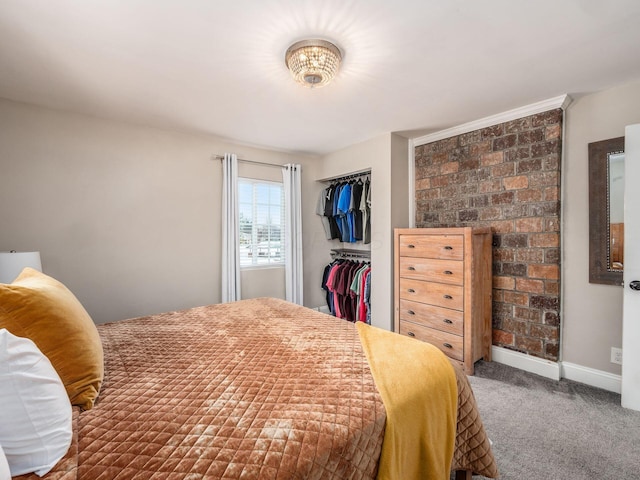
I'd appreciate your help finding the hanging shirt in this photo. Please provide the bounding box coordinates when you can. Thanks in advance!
[363,179,371,244]
[333,184,343,237]
[321,263,333,312]
[364,270,372,324]
[316,188,332,240]
[351,180,364,241]
[325,185,341,240]
[337,183,352,243]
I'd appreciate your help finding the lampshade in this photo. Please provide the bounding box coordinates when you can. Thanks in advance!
[0,251,42,284]
[285,39,342,88]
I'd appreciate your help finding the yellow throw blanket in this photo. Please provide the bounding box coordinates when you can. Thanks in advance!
[357,322,458,480]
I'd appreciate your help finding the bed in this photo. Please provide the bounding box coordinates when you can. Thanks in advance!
[1,269,497,480]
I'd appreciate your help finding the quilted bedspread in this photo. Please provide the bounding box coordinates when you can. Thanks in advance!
[16,297,497,479]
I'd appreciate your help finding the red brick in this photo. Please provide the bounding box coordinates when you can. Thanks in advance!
[530,324,559,341]
[544,186,559,201]
[481,151,504,166]
[528,264,559,280]
[491,220,515,233]
[416,162,440,176]
[479,206,502,220]
[482,125,504,138]
[545,342,559,358]
[517,129,544,145]
[545,281,560,295]
[492,289,505,302]
[415,178,431,190]
[494,248,515,262]
[545,124,561,140]
[503,318,528,335]
[516,248,544,263]
[503,175,529,190]
[504,291,529,306]
[431,175,450,187]
[543,155,560,171]
[493,329,514,345]
[529,171,559,187]
[442,162,459,174]
[516,189,543,203]
[433,151,449,164]
[530,233,559,247]
[516,278,545,294]
[516,218,543,232]
[479,179,503,193]
[544,217,560,232]
[514,307,541,322]
[470,140,492,156]
[491,163,516,177]
[494,276,515,290]
[491,191,515,205]
[493,134,517,150]
[515,336,543,354]
[415,189,440,200]
[505,117,532,133]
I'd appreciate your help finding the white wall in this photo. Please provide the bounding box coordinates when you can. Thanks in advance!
[0,98,318,323]
[563,79,640,373]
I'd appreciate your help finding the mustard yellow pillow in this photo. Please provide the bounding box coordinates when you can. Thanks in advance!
[0,268,103,410]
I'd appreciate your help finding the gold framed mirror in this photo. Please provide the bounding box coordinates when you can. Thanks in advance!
[589,136,625,285]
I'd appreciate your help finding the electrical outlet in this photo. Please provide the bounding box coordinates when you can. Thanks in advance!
[611,347,623,365]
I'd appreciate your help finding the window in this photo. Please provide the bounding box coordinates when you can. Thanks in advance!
[238,178,285,267]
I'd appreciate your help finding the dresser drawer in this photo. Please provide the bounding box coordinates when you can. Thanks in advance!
[399,321,464,361]
[398,257,463,285]
[398,234,463,260]
[398,278,464,310]
[399,299,464,335]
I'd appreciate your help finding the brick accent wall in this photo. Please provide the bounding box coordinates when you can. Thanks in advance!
[414,109,562,361]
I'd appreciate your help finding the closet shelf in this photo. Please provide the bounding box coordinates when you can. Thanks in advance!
[330,248,371,260]
[318,169,371,184]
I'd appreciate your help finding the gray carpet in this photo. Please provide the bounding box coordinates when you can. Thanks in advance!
[466,361,640,480]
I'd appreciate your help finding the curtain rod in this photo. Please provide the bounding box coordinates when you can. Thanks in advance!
[213,154,285,169]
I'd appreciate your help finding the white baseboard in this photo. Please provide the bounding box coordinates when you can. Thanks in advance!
[561,362,621,394]
[491,346,561,380]
[314,305,331,314]
[490,346,622,394]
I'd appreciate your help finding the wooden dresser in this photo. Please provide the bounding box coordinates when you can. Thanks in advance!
[394,227,492,374]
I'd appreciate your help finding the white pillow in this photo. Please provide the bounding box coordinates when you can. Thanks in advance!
[0,329,72,477]
[0,444,10,480]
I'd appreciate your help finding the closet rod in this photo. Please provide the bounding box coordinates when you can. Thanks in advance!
[318,169,371,183]
[331,248,371,260]
[213,154,286,169]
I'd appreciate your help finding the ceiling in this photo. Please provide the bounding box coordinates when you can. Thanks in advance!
[1,0,640,156]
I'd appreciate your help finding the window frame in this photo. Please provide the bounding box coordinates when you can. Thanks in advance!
[237,177,285,269]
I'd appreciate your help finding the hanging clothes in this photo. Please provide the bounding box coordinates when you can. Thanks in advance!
[322,258,371,324]
[318,175,370,244]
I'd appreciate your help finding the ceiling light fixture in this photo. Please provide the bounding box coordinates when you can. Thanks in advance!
[285,39,342,88]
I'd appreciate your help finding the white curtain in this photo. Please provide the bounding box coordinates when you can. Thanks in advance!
[282,164,304,305]
[221,153,241,302]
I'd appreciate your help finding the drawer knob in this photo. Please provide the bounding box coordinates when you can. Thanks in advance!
[443,343,453,349]
[443,318,453,324]
[443,294,453,300]
[408,288,416,293]
[407,244,416,248]
[443,270,453,275]
[407,310,415,315]
[408,266,416,271]
[407,331,416,337]
[444,246,453,250]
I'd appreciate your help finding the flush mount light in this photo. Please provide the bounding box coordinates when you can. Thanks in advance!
[285,39,342,88]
